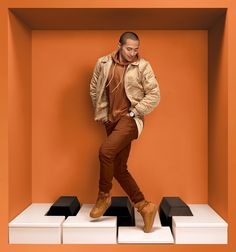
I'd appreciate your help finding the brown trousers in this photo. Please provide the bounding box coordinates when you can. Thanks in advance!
[99,115,145,204]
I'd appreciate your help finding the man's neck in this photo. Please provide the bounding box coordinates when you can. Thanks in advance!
[118,51,129,64]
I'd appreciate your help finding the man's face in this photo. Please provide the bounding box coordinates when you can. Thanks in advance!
[118,38,139,62]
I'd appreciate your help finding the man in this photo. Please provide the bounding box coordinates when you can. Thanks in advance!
[89,31,160,232]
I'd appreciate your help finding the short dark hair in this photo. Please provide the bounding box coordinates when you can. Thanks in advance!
[119,32,139,45]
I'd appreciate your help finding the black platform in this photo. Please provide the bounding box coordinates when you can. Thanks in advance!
[46,196,80,218]
[104,196,135,227]
[159,197,193,229]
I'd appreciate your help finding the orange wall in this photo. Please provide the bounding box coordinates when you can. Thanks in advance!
[228,0,236,250]
[1,0,236,252]
[208,15,228,220]
[8,12,32,220]
[0,1,9,249]
[31,30,208,206]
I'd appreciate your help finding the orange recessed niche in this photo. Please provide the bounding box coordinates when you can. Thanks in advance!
[8,7,228,234]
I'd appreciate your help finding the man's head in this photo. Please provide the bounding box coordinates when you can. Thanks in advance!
[118,32,140,63]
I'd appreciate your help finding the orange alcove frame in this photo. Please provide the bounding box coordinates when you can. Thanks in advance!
[7,6,228,247]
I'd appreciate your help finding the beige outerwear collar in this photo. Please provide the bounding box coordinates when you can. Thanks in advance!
[101,51,141,66]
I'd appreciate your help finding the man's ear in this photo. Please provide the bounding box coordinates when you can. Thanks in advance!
[118,42,121,49]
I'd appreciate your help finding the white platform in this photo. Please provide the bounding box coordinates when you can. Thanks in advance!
[118,208,174,244]
[62,204,117,244]
[8,203,65,244]
[8,202,228,244]
[172,204,228,244]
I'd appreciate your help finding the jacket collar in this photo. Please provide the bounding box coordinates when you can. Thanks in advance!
[101,52,140,66]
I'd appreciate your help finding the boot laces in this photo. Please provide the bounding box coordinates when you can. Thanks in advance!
[95,192,110,207]
[137,200,150,213]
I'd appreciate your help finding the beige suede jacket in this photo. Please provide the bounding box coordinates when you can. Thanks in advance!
[89,52,160,137]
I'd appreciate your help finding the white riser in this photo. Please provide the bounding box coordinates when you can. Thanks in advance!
[118,209,174,244]
[63,204,117,244]
[8,203,65,244]
[63,227,116,244]
[8,203,228,244]
[172,204,228,244]
[9,227,62,244]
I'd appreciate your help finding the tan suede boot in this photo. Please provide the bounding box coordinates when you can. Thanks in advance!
[134,200,158,233]
[90,191,111,218]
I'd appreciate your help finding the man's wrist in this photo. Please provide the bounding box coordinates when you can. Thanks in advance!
[129,111,135,118]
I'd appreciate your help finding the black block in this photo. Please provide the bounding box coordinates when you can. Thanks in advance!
[159,197,193,229]
[46,196,80,218]
[104,196,135,227]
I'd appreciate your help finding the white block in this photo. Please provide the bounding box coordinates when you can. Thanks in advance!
[118,209,174,244]
[63,204,117,244]
[172,204,228,244]
[8,203,65,244]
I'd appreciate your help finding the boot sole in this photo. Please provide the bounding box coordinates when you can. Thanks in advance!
[143,204,158,233]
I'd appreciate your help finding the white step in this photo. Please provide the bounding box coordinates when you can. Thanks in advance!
[8,203,65,244]
[9,202,228,244]
[62,204,117,244]
[118,208,174,244]
[172,204,228,244]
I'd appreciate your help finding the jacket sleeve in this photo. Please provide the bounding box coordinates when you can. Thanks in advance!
[132,62,160,117]
[89,58,101,109]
